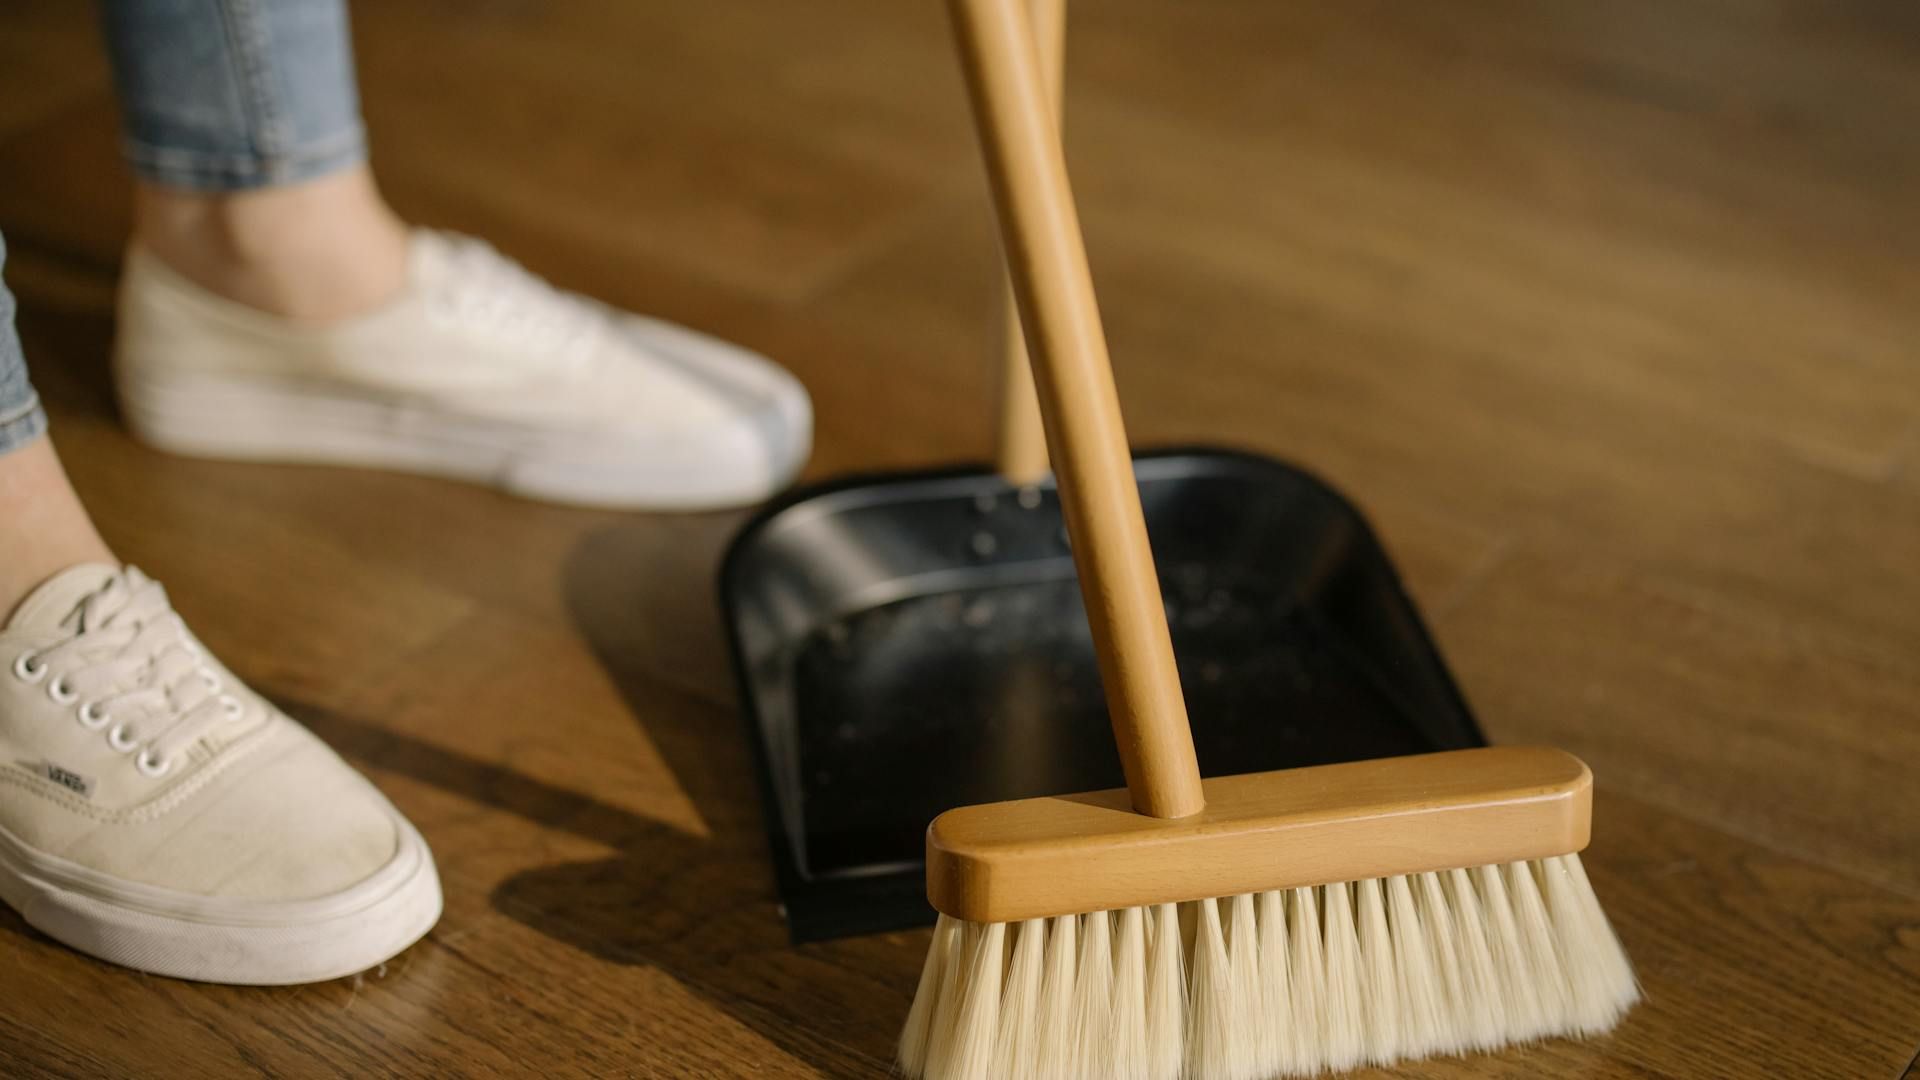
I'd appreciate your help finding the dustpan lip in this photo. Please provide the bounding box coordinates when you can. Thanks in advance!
[717,442,1356,596]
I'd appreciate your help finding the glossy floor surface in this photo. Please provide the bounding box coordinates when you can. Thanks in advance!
[1,1,1916,1076]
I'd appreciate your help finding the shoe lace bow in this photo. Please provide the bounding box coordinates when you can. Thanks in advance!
[424,233,608,366]
[15,570,245,778]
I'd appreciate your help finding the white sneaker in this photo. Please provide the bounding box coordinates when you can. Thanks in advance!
[114,231,812,509]
[0,565,441,984]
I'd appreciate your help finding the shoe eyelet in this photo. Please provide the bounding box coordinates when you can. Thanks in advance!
[199,670,223,694]
[12,652,48,684]
[220,694,244,721]
[48,676,79,705]
[77,701,110,730]
[136,750,173,779]
[106,724,139,753]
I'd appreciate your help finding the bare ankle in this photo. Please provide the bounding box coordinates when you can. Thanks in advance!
[132,166,410,324]
[0,437,116,623]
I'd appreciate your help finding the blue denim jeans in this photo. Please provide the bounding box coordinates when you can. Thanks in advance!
[0,235,44,456]
[0,0,363,457]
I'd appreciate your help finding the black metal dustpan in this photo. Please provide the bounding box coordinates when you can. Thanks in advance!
[721,449,1486,943]
[717,4,1485,944]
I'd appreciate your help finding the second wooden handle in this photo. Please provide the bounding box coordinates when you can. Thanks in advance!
[950,0,1204,820]
[993,0,1062,485]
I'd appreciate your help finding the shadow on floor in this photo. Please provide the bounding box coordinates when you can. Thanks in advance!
[311,515,898,1071]
[294,694,897,1074]
[480,513,768,963]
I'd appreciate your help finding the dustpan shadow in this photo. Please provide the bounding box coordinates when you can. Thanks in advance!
[293,698,904,1073]
[554,513,746,714]
[490,518,916,1068]
[489,512,767,945]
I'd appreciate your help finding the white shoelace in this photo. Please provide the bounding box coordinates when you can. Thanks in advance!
[422,233,609,367]
[11,571,244,779]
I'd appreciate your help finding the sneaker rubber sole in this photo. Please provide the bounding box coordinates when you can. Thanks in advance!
[117,365,809,511]
[0,816,442,985]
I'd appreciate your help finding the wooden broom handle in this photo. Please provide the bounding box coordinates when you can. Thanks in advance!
[950,0,1205,819]
[993,0,1062,485]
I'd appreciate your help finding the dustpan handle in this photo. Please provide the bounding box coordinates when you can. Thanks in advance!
[950,0,1205,820]
[993,0,1062,485]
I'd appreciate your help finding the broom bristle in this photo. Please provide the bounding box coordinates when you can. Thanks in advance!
[898,854,1638,1079]
[1184,898,1230,1078]
[1186,897,1257,1079]
[1386,874,1447,1058]
[1225,893,1262,1078]
[1145,903,1186,1078]
[898,914,960,1075]
[945,920,1005,1078]
[1442,866,1508,1049]
[1070,911,1116,1076]
[1355,878,1397,1063]
[1319,880,1366,1070]
[1034,913,1077,1077]
[1111,907,1149,1080]
[1254,890,1292,1073]
[1285,885,1324,1072]
[994,919,1047,1076]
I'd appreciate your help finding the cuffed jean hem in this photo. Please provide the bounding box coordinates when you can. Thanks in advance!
[0,395,48,457]
[121,125,367,192]
[100,0,368,194]
[1,228,44,456]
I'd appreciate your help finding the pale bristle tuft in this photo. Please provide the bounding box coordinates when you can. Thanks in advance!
[1185,897,1233,1078]
[1254,890,1293,1075]
[1387,874,1447,1057]
[1285,885,1325,1072]
[993,919,1047,1078]
[1110,906,1150,1080]
[902,858,1637,1079]
[1224,893,1264,1079]
[899,914,959,1076]
[1545,854,1641,1033]
[1507,860,1574,1031]
[1034,914,1077,1078]
[1412,871,1470,1054]
[1145,903,1186,1080]
[1070,911,1117,1077]
[1561,855,1636,994]
[1443,866,1508,1049]
[944,921,1004,1079]
[1473,861,1546,1039]
[1319,882,1366,1069]
[1355,877,1398,1063]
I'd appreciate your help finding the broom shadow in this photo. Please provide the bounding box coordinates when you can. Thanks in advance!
[291,699,895,1074]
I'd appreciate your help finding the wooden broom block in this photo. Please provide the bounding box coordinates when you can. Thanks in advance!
[925,746,1594,923]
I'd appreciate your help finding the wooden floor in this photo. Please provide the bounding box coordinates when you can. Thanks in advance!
[3,1,1919,1076]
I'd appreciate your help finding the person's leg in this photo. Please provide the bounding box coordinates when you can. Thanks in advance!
[0,234,115,619]
[99,0,405,321]
[98,0,810,509]
[135,165,406,325]
[0,229,441,986]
